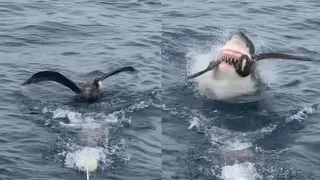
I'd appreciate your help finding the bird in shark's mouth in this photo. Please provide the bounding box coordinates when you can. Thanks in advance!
[216,49,253,77]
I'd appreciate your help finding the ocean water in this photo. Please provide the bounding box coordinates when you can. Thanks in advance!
[0,1,160,180]
[162,0,320,180]
[1,0,320,180]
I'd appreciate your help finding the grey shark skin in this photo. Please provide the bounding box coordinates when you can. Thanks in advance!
[22,66,136,103]
[188,31,313,79]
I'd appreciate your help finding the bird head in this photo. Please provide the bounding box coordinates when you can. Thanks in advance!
[93,78,103,91]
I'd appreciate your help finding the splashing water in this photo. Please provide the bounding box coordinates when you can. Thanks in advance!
[41,104,136,174]
[286,105,317,123]
[65,146,103,172]
[221,162,262,180]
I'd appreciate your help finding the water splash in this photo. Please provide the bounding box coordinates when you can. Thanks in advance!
[221,162,262,180]
[65,146,105,172]
[40,100,151,173]
[285,105,318,123]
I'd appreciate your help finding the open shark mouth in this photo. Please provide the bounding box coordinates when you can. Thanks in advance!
[217,49,253,77]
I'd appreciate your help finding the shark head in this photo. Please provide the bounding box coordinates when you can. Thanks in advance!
[214,32,255,78]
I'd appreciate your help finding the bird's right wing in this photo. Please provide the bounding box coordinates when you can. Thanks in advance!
[253,52,313,61]
[99,66,136,81]
[22,71,82,94]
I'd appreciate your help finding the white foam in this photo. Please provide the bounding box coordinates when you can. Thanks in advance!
[188,117,200,130]
[127,100,152,113]
[42,106,82,123]
[225,140,252,151]
[206,126,252,150]
[43,106,131,126]
[41,103,139,175]
[206,122,277,150]
[65,146,104,173]
[221,162,261,180]
[286,106,316,123]
[255,60,277,87]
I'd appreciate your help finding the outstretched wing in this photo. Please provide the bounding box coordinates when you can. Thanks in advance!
[22,71,82,94]
[253,52,313,61]
[187,61,221,79]
[99,66,136,81]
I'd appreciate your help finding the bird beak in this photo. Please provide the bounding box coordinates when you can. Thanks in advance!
[98,81,103,90]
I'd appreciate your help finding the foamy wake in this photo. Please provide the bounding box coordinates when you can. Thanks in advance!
[211,105,317,180]
[186,109,277,150]
[44,107,128,174]
[41,100,151,174]
[207,123,278,180]
[165,100,318,180]
[184,108,279,180]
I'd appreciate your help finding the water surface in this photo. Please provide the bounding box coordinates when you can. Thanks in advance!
[0,1,161,179]
[162,0,320,179]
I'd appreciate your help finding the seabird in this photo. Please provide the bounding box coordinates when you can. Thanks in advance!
[22,66,136,103]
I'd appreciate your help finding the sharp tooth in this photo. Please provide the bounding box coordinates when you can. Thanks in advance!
[241,59,247,71]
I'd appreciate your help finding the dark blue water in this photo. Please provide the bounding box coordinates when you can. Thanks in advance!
[0,1,160,180]
[1,0,320,180]
[162,0,320,180]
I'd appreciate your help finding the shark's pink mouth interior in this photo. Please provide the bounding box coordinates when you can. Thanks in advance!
[217,49,244,62]
[216,49,250,69]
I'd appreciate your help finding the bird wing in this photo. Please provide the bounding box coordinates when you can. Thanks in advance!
[22,71,82,94]
[99,66,136,81]
[187,61,221,79]
[253,52,313,61]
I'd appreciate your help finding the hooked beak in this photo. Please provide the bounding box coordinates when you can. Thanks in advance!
[97,81,103,90]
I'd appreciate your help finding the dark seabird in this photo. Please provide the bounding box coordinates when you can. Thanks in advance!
[22,66,136,103]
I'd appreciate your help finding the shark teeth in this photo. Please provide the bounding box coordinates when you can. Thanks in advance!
[220,55,239,65]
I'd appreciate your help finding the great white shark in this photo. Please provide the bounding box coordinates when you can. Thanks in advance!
[187,32,312,99]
